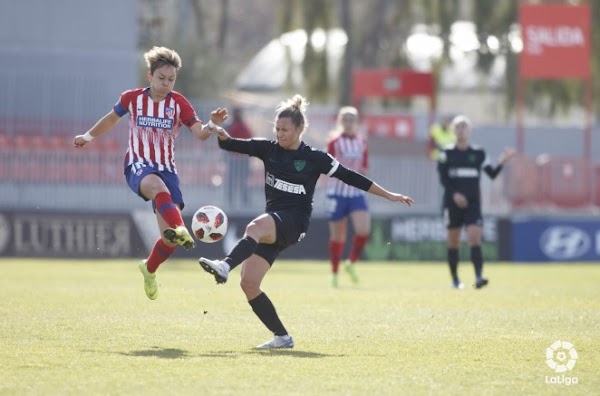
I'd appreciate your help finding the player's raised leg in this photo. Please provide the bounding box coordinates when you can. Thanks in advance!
[141,174,195,250]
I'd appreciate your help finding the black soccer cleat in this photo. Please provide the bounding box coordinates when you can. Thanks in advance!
[474,278,489,289]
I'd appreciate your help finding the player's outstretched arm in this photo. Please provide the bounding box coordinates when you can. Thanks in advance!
[192,108,228,141]
[368,181,414,206]
[498,147,516,165]
[73,110,121,148]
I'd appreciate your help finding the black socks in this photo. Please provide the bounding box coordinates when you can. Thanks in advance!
[471,246,483,279]
[248,292,288,336]
[225,236,258,270]
[448,248,459,282]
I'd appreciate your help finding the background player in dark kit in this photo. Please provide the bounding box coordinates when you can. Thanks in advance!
[437,115,515,289]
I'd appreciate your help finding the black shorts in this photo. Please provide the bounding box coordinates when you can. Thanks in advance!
[443,201,483,229]
[254,209,310,266]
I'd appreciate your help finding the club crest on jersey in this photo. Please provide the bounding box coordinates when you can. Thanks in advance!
[294,160,306,172]
[165,107,175,118]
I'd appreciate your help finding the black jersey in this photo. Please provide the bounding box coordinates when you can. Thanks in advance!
[437,144,502,205]
[218,138,373,217]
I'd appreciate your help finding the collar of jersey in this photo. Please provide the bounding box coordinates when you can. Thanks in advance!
[143,87,173,99]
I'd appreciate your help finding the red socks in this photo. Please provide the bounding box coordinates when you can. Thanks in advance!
[349,235,369,263]
[329,241,344,274]
[154,192,184,228]
[146,238,176,273]
[330,235,369,272]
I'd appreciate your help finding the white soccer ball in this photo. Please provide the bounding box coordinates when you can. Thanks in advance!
[191,205,228,243]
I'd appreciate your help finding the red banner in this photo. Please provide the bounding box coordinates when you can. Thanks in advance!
[519,4,590,79]
[362,115,414,140]
[352,69,434,100]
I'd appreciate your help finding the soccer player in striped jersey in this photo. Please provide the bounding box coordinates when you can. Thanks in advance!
[73,46,227,300]
[198,95,414,349]
[325,106,369,287]
[437,115,515,290]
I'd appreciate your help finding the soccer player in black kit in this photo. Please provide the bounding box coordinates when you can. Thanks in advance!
[437,115,515,290]
[200,94,414,349]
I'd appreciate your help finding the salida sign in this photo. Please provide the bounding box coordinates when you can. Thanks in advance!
[519,4,590,79]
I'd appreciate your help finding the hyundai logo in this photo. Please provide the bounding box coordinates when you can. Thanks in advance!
[540,226,591,260]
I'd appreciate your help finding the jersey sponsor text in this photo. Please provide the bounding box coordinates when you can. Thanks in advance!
[136,116,173,129]
[266,172,307,195]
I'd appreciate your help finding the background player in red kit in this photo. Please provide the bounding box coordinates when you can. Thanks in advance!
[326,106,370,287]
[73,46,227,300]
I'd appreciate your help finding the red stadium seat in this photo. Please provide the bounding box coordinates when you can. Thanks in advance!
[0,134,14,148]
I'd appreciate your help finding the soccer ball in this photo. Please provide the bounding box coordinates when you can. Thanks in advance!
[191,205,228,243]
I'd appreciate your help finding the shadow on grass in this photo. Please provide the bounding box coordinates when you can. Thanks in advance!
[246,350,341,358]
[118,347,191,359]
[113,347,239,359]
[97,347,339,360]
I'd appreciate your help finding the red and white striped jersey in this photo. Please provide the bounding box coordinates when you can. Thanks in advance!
[326,134,368,197]
[114,88,200,173]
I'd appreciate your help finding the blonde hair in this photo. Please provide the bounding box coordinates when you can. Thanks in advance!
[337,106,358,119]
[275,94,310,132]
[451,115,472,129]
[144,46,182,75]
[330,106,359,137]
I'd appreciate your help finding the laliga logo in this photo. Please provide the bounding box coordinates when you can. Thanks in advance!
[546,340,578,372]
[545,340,578,386]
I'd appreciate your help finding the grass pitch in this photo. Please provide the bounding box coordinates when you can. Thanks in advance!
[1,258,598,395]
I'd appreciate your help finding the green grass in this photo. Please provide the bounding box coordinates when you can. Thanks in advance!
[1,259,599,396]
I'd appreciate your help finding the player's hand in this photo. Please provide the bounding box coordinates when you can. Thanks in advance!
[211,127,231,141]
[498,147,516,165]
[73,135,88,148]
[453,192,468,208]
[210,108,228,126]
[390,193,414,206]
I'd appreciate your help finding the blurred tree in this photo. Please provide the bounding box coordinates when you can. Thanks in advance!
[421,0,592,118]
[301,0,332,101]
[338,0,353,105]
[217,0,230,53]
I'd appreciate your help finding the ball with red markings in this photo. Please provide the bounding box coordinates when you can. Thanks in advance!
[191,205,228,243]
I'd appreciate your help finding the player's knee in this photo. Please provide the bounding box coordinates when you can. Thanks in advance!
[244,221,265,241]
[240,277,260,296]
[355,226,370,236]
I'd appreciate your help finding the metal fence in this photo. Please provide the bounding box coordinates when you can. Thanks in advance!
[0,135,516,218]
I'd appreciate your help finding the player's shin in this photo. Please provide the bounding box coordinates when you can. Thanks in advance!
[471,246,483,279]
[225,236,258,270]
[146,238,176,272]
[448,248,459,282]
[329,241,343,273]
[154,192,184,228]
[248,292,288,336]
[349,235,369,263]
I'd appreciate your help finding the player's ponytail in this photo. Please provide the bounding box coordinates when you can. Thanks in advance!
[276,94,310,132]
